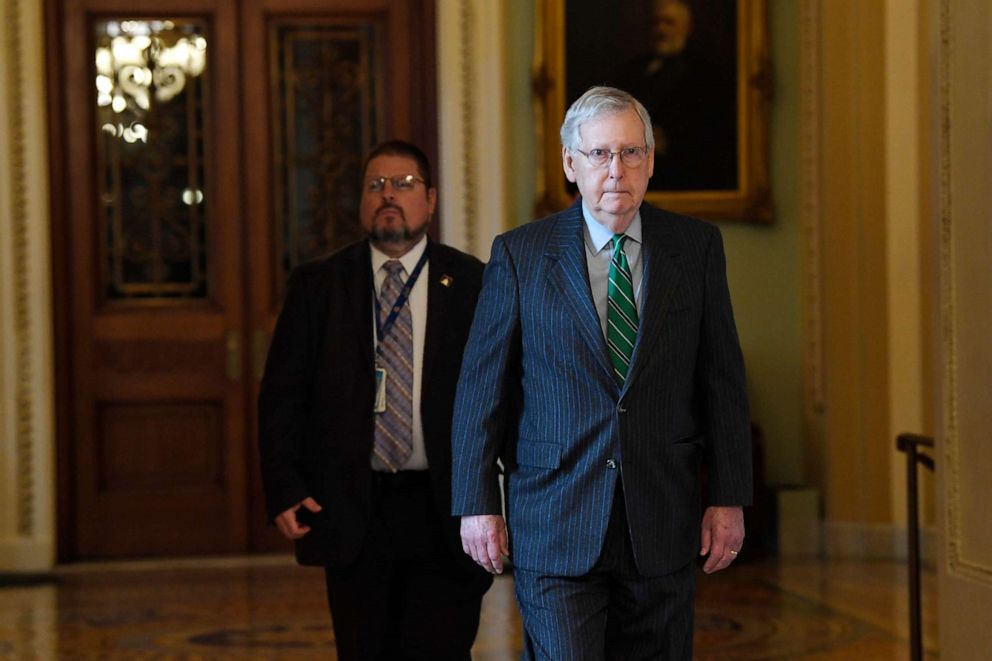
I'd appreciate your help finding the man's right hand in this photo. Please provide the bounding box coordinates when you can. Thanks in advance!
[460,514,509,575]
[275,497,322,540]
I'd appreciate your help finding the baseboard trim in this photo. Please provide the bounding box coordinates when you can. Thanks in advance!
[822,521,937,566]
[0,537,55,573]
[0,572,55,586]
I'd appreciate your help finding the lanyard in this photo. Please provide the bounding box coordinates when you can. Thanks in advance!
[372,245,430,345]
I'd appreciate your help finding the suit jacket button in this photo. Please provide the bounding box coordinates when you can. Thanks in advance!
[606,459,618,469]
[617,404,627,413]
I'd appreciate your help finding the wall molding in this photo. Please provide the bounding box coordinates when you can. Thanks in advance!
[822,521,938,565]
[436,0,509,260]
[780,516,938,565]
[939,0,992,585]
[798,0,828,499]
[457,0,477,255]
[0,0,55,572]
[799,0,824,417]
[776,489,938,565]
[4,0,35,539]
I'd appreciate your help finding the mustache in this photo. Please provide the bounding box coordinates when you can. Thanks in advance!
[375,202,405,219]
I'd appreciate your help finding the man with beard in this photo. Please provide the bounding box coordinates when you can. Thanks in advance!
[259,140,491,660]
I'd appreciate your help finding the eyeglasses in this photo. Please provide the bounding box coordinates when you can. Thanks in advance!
[365,174,426,193]
[573,146,649,168]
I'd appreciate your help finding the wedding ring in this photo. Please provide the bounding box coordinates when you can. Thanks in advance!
[729,550,739,555]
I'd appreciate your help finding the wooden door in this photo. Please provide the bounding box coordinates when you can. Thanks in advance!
[60,0,247,557]
[240,0,437,550]
[53,0,437,558]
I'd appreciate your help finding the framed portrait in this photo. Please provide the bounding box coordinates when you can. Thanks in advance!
[534,0,771,222]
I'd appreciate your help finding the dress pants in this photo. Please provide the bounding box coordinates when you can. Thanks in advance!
[324,470,483,661]
[513,481,695,661]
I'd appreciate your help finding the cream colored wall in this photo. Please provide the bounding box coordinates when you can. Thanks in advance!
[506,0,537,230]
[885,0,929,529]
[721,0,803,488]
[808,0,935,556]
[818,0,892,529]
[436,0,513,258]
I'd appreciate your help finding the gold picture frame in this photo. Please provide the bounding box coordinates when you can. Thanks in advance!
[534,0,771,223]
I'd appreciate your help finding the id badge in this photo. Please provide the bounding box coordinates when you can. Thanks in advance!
[374,367,387,413]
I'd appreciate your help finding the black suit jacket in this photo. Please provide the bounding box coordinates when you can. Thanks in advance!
[259,238,487,582]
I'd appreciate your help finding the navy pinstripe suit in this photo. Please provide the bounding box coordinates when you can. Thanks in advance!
[451,199,751,636]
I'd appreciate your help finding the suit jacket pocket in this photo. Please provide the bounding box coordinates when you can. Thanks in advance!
[516,441,561,469]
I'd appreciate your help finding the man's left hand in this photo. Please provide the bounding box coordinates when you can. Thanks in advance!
[699,505,745,574]
[460,514,509,575]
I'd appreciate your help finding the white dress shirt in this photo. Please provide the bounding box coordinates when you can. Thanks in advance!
[370,236,429,470]
[581,203,645,339]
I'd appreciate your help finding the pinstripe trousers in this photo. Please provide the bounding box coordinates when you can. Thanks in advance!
[513,482,695,661]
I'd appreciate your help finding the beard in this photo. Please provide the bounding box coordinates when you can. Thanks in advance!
[371,225,413,243]
[368,204,424,245]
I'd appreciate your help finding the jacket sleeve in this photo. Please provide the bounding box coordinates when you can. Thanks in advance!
[451,235,522,515]
[257,268,314,521]
[697,226,753,506]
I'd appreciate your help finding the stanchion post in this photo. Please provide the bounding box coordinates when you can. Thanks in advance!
[896,433,934,661]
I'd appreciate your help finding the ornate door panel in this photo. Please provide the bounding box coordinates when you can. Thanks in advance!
[240,0,437,550]
[60,0,247,557]
[54,0,437,557]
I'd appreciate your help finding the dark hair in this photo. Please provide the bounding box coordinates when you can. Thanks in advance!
[362,140,433,189]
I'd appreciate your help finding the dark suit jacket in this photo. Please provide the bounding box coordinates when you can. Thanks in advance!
[451,200,751,577]
[259,238,489,585]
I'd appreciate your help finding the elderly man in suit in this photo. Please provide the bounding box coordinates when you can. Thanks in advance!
[452,86,751,660]
[259,140,492,661]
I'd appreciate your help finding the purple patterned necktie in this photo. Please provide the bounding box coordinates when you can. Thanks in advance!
[373,260,414,471]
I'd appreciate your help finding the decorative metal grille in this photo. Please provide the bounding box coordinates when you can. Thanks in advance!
[94,19,209,300]
[270,20,384,282]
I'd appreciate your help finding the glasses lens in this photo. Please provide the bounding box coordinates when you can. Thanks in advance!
[392,176,416,191]
[367,177,386,192]
[585,149,609,167]
[620,147,644,166]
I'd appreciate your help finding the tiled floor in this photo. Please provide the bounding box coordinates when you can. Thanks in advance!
[0,555,937,659]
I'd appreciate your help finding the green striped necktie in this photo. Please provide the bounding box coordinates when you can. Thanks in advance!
[607,234,638,385]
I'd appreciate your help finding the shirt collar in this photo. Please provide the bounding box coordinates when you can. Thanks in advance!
[580,201,642,253]
[370,235,428,275]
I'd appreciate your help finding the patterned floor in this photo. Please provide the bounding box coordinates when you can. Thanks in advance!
[0,555,937,659]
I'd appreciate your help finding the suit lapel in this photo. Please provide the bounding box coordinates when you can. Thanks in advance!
[347,240,375,369]
[421,240,445,398]
[545,202,616,384]
[623,206,683,393]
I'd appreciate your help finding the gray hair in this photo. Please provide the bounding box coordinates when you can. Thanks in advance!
[559,86,655,151]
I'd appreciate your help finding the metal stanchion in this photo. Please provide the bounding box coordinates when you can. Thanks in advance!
[896,433,935,661]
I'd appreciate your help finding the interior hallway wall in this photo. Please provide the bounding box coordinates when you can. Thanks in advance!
[811,0,937,559]
[720,0,803,489]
